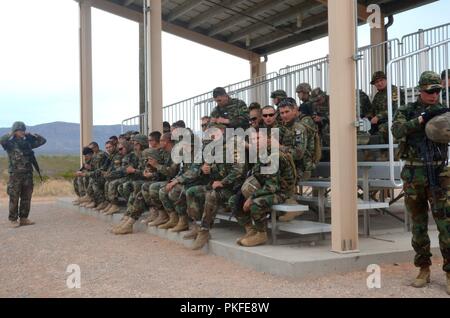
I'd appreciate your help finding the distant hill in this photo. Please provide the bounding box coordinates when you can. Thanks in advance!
[0,122,137,155]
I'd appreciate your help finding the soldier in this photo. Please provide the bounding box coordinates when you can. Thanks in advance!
[296,83,312,104]
[359,89,373,119]
[249,102,263,129]
[441,69,450,106]
[0,122,46,227]
[148,131,161,149]
[82,141,109,208]
[185,124,246,250]
[370,71,403,144]
[109,136,118,147]
[163,121,171,134]
[210,87,249,129]
[391,71,450,295]
[73,147,94,205]
[310,88,330,145]
[270,90,287,108]
[201,116,211,132]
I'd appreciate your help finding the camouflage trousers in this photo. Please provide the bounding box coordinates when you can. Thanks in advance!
[91,176,106,204]
[159,183,188,216]
[7,173,34,221]
[118,181,134,202]
[124,180,145,220]
[73,176,89,197]
[185,185,233,230]
[128,181,162,220]
[233,194,281,232]
[106,177,127,204]
[142,181,167,210]
[401,166,450,272]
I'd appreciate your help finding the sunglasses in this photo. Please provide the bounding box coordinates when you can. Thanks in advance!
[201,124,208,128]
[249,117,258,122]
[423,88,442,95]
[118,147,124,151]
[262,113,276,118]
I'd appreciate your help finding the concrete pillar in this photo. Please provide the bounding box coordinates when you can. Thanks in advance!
[79,0,93,159]
[249,55,267,105]
[139,23,146,134]
[370,13,386,73]
[145,0,163,134]
[328,0,359,253]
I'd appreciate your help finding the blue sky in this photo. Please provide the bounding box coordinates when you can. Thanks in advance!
[0,0,449,128]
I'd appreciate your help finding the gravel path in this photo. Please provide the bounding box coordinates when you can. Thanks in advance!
[0,200,448,298]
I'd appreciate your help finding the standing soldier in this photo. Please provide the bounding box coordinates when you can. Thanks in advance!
[0,122,46,227]
[270,90,287,108]
[309,88,330,146]
[210,87,249,129]
[391,71,450,295]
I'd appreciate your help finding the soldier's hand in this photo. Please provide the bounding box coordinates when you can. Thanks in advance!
[126,166,136,174]
[84,164,92,170]
[420,108,449,124]
[201,163,211,175]
[75,171,83,177]
[243,198,252,212]
[217,117,230,124]
[371,116,379,125]
[166,180,178,192]
[313,115,322,123]
[212,181,223,190]
[143,170,153,178]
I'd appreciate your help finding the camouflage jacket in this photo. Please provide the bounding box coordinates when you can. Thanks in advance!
[392,98,446,161]
[0,133,46,174]
[91,150,108,170]
[298,114,318,173]
[359,90,373,118]
[248,155,280,199]
[106,151,139,180]
[153,148,180,181]
[210,98,249,129]
[278,152,297,199]
[371,85,401,121]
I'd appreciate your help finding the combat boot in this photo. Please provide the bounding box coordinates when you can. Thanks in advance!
[80,197,93,207]
[236,224,257,245]
[158,212,179,229]
[191,229,210,250]
[240,231,268,247]
[72,197,81,205]
[19,218,35,226]
[110,216,130,232]
[148,210,169,227]
[85,201,96,209]
[101,203,113,213]
[141,208,158,224]
[104,204,120,215]
[183,223,199,240]
[446,272,450,295]
[279,211,304,222]
[9,220,20,228]
[412,267,431,288]
[94,201,108,211]
[112,218,136,235]
[169,215,189,232]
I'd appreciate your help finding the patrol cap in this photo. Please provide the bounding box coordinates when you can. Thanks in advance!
[270,90,287,99]
[143,147,160,161]
[82,146,94,156]
[132,134,149,148]
[295,83,311,93]
[213,87,227,98]
[310,87,326,102]
[419,71,443,91]
[370,71,386,85]
[11,121,26,132]
[425,111,450,144]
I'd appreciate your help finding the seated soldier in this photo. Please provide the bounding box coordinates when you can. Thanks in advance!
[73,147,94,205]
[249,102,263,130]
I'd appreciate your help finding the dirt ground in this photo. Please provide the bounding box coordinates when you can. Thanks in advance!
[0,199,448,298]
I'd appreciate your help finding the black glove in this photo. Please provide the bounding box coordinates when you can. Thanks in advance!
[421,108,449,124]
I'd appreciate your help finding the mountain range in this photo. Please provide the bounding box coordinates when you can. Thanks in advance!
[0,122,136,155]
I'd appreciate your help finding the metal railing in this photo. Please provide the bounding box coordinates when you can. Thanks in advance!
[386,38,450,188]
[121,113,145,134]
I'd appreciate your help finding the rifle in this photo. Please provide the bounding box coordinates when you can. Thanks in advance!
[22,135,44,182]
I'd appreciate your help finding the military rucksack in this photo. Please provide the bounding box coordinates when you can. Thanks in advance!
[301,121,322,164]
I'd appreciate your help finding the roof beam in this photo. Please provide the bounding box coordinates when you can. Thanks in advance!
[227,0,323,44]
[314,0,369,21]
[166,0,205,22]
[74,0,143,23]
[207,0,288,37]
[247,12,328,50]
[188,0,247,30]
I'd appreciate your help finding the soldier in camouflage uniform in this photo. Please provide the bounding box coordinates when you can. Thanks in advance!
[234,130,296,247]
[210,87,249,129]
[391,71,450,295]
[270,90,288,108]
[309,88,330,146]
[186,125,246,250]
[80,142,108,208]
[441,69,449,107]
[0,122,46,227]
[99,140,135,214]
[370,71,403,145]
[73,147,94,205]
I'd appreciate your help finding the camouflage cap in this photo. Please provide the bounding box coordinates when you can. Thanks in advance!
[310,87,326,102]
[142,147,160,161]
[270,90,287,99]
[419,71,443,91]
[295,83,311,93]
[131,134,149,148]
[370,71,386,85]
[11,121,26,132]
[241,175,261,199]
[425,112,450,144]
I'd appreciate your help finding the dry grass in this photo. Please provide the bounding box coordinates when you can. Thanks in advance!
[0,179,74,198]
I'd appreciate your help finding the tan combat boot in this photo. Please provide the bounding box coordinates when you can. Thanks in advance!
[169,215,189,233]
[236,224,257,246]
[191,229,210,250]
[446,272,450,295]
[110,216,130,232]
[148,210,169,227]
[240,231,268,247]
[101,203,113,213]
[80,198,93,207]
[112,218,136,235]
[104,204,120,215]
[141,208,158,224]
[94,201,108,211]
[158,212,179,229]
[85,201,97,209]
[412,267,431,288]
[279,211,304,222]
[19,218,35,226]
[9,220,20,228]
[72,197,82,205]
[183,223,199,240]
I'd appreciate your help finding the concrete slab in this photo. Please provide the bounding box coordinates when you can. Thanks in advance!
[57,197,442,279]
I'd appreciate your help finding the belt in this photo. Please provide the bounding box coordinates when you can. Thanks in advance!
[405,161,444,167]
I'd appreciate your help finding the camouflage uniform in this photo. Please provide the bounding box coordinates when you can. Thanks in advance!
[210,98,249,129]
[186,142,245,230]
[85,149,108,204]
[105,150,138,205]
[73,157,93,197]
[310,88,330,146]
[359,89,373,119]
[391,71,450,273]
[0,125,46,222]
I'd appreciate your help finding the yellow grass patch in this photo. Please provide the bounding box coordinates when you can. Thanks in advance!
[0,179,74,198]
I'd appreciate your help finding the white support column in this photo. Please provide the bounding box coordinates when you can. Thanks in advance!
[249,54,267,105]
[146,0,163,134]
[79,0,93,159]
[328,0,359,253]
[370,13,386,73]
